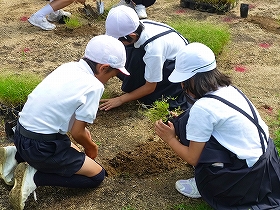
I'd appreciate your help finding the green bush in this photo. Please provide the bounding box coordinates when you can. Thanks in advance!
[168,19,231,55]
[0,70,42,106]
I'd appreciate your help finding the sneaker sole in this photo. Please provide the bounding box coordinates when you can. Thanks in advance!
[9,163,27,210]
[175,186,201,198]
[175,181,201,198]
[28,19,56,31]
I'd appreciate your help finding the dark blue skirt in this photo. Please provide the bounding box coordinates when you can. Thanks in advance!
[195,137,280,210]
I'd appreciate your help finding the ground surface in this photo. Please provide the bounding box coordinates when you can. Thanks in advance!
[0,0,280,209]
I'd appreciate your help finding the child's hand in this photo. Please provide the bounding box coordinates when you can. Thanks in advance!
[155,119,176,144]
[85,143,98,160]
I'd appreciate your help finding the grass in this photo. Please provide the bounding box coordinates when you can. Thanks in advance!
[171,202,213,210]
[168,19,231,55]
[0,70,42,106]
[121,205,135,210]
[64,16,82,30]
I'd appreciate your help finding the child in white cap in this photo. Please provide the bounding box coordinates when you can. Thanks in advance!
[100,5,189,111]
[0,35,129,210]
[155,42,280,209]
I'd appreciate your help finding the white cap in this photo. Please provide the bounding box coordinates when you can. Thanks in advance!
[169,43,216,83]
[84,35,130,75]
[105,5,140,38]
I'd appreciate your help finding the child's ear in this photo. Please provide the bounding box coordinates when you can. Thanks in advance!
[97,64,110,74]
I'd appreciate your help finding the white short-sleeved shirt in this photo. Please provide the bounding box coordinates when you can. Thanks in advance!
[134,20,188,83]
[19,59,104,134]
[187,86,269,167]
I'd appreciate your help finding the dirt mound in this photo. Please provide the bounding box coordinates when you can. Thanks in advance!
[248,16,280,35]
[105,141,188,178]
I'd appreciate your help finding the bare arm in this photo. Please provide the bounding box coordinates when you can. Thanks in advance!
[70,119,98,160]
[99,81,157,111]
[155,119,205,166]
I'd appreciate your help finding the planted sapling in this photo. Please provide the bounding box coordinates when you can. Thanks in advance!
[143,98,183,124]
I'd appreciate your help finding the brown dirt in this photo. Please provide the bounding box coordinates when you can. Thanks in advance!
[0,0,280,209]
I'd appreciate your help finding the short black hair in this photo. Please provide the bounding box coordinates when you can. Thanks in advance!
[134,21,144,37]
[118,22,145,43]
[82,57,116,75]
[83,57,98,74]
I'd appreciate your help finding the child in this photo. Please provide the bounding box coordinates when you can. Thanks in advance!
[0,35,129,210]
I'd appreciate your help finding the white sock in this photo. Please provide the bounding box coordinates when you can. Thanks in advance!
[33,4,54,18]
[48,0,60,15]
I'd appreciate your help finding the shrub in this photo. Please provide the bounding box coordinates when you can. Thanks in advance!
[168,19,230,55]
[0,70,42,106]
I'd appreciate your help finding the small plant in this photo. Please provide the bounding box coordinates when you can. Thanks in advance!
[171,202,213,210]
[64,16,82,30]
[0,70,42,106]
[101,90,110,99]
[121,205,135,210]
[143,98,183,123]
[168,19,230,55]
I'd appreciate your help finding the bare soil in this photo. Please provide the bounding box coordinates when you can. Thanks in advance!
[0,0,280,209]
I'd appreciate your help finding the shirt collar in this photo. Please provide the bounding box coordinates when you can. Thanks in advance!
[79,59,94,75]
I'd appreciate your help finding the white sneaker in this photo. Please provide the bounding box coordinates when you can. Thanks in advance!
[135,4,147,19]
[28,15,56,30]
[175,178,201,198]
[9,163,37,210]
[47,10,71,22]
[0,146,18,186]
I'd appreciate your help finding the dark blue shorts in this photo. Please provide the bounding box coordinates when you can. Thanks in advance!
[14,128,85,177]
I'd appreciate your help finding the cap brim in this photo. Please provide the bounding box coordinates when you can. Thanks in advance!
[168,69,195,83]
[118,67,130,76]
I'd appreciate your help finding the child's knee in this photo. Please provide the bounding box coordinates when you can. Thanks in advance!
[89,168,106,188]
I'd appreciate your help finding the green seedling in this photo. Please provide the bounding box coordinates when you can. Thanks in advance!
[143,98,183,123]
[121,205,135,210]
[64,16,82,30]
